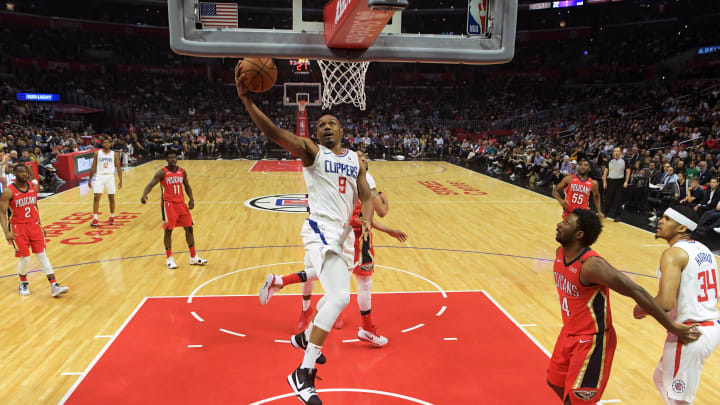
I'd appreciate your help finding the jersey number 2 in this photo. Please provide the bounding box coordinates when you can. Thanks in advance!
[24,207,31,218]
[338,177,347,194]
[698,269,718,302]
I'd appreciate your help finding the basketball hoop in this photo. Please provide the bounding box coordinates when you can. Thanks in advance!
[317,59,370,111]
[298,100,308,112]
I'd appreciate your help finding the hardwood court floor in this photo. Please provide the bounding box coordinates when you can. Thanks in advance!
[0,160,717,404]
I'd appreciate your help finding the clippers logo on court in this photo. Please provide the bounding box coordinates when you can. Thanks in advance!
[672,379,686,394]
[245,193,309,213]
[572,389,597,401]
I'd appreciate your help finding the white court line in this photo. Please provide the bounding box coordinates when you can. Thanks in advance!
[219,328,246,337]
[519,324,537,327]
[375,265,447,299]
[94,335,113,338]
[274,339,291,344]
[58,297,148,405]
[481,291,551,357]
[436,306,447,316]
[401,323,425,333]
[342,339,360,343]
[248,160,259,173]
[597,400,622,404]
[187,345,202,348]
[187,261,303,303]
[60,372,83,376]
[190,311,205,322]
[248,388,434,405]
[443,337,458,341]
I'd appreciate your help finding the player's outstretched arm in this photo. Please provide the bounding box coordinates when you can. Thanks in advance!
[141,169,164,204]
[87,151,98,188]
[357,164,374,240]
[183,169,195,210]
[235,65,317,166]
[552,175,571,209]
[634,247,686,318]
[371,218,407,242]
[373,190,389,217]
[580,256,701,344]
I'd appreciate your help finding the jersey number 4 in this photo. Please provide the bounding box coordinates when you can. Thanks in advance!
[698,268,718,302]
[561,296,571,318]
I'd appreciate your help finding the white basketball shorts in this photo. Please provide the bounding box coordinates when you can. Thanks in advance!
[301,218,354,276]
[92,174,116,195]
[654,320,720,403]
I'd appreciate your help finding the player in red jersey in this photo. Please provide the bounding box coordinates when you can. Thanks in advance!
[552,158,603,220]
[549,208,700,404]
[140,151,207,269]
[0,164,69,297]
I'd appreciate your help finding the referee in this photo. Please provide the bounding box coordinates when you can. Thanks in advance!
[603,147,630,222]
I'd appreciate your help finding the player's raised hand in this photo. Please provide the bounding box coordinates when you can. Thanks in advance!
[235,61,250,98]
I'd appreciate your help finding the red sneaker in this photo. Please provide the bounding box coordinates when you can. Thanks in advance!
[90,219,99,227]
[333,314,344,329]
[297,308,314,332]
[108,217,115,225]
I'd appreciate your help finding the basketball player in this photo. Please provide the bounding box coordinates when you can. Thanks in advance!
[0,165,69,297]
[633,205,719,405]
[552,158,604,220]
[88,135,122,227]
[259,150,405,347]
[140,150,207,269]
[237,67,374,405]
[549,208,699,404]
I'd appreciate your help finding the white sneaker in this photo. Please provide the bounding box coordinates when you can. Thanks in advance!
[714,227,720,234]
[190,255,208,265]
[259,273,280,305]
[51,282,69,297]
[357,327,389,347]
[166,257,178,269]
[19,281,30,296]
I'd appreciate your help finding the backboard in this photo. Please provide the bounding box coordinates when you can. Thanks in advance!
[168,0,517,65]
[283,82,322,107]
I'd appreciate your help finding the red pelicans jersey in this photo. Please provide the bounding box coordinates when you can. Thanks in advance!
[8,183,39,224]
[564,175,593,215]
[161,167,185,203]
[554,247,613,335]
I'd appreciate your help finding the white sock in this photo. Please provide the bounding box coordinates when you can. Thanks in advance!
[35,251,53,276]
[302,299,311,311]
[110,213,114,218]
[93,214,98,220]
[276,275,284,287]
[304,321,313,340]
[301,342,322,369]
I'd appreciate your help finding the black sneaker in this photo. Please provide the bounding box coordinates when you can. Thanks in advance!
[290,332,327,364]
[287,367,322,405]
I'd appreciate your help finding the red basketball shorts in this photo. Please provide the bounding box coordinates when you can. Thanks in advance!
[547,327,617,404]
[11,222,46,257]
[352,229,374,276]
[162,200,193,230]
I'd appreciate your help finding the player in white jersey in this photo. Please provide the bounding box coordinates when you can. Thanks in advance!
[634,205,719,404]
[237,65,373,405]
[88,135,122,227]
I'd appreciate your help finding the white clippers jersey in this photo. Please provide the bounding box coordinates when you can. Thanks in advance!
[303,144,359,225]
[658,240,719,323]
[96,149,116,175]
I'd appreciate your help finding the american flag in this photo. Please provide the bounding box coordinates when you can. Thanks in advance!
[199,2,238,28]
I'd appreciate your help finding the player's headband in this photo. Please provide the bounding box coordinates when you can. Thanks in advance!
[664,208,697,231]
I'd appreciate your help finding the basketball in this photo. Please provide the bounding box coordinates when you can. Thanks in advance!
[235,58,277,93]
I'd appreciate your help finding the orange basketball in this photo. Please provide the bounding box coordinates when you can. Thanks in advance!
[235,58,277,93]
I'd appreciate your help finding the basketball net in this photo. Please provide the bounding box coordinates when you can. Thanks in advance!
[317,59,370,111]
